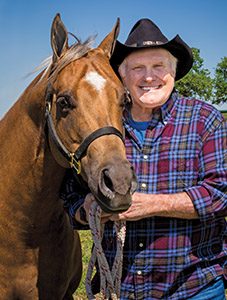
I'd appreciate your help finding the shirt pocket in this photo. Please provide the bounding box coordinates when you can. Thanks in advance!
[158,136,201,190]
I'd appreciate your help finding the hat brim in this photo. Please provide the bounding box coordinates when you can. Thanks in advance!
[110,34,193,81]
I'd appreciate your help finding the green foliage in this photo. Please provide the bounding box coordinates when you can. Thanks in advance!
[213,57,227,104]
[175,48,213,101]
[222,112,227,119]
[175,49,227,106]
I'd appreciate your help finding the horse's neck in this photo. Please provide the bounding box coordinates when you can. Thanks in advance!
[0,76,65,224]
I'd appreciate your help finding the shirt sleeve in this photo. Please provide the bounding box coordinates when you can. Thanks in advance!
[185,119,227,222]
[60,170,90,230]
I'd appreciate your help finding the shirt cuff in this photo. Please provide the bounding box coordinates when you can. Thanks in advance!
[185,185,214,222]
[68,197,90,230]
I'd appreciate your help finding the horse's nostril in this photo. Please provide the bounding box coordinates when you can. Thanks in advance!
[102,169,114,191]
[99,169,115,200]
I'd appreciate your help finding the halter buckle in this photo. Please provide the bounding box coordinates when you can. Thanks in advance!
[69,154,81,174]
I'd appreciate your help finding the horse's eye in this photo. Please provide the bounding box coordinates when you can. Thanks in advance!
[56,96,72,111]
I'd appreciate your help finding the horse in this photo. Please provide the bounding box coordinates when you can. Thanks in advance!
[0,14,137,300]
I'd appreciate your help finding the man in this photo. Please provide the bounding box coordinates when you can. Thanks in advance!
[61,19,227,299]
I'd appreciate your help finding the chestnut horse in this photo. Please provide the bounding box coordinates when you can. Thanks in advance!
[0,14,136,300]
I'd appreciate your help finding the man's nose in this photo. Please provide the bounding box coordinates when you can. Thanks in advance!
[144,69,156,81]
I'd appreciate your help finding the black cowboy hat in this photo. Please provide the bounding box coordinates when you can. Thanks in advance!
[110,18,193,81]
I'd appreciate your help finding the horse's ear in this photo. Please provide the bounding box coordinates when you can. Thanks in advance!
[51,13,68,62]
[98,18,120,59]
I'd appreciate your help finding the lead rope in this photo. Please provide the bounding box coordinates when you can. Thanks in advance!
[85,202,126,300]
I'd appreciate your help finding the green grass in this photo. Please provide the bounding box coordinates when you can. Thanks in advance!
[73,230,93,299]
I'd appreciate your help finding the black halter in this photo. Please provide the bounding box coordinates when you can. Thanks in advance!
[45,92,124,174]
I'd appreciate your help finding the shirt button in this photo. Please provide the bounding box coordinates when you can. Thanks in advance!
[141,183,147,188]
[137,270,142,275]
[143,155,148,160]
[139,242,144,248]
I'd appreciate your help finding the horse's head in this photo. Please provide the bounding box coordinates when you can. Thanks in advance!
[45,14,137,213]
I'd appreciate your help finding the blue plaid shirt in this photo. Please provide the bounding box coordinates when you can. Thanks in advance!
[60,92,227,299]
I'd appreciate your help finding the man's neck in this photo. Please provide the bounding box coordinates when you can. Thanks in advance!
[130,105,153,122]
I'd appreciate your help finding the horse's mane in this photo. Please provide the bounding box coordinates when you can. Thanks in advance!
[33,36,95,82]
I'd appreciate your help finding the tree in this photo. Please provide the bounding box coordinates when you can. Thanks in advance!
[175,48,213,101]
[213,57,227,105]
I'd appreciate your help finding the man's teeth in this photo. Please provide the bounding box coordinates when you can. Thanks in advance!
[141,86,159,90]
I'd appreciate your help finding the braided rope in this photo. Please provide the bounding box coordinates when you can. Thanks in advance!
[85,202,126,300]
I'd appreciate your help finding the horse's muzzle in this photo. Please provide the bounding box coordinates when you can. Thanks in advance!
[96,163,137,213]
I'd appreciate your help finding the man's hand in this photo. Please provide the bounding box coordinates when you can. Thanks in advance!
[78,191,198,224]
[110,191,198,221]
[110,192,151,221]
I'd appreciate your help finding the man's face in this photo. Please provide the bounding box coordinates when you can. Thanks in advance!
[120,48,176,119]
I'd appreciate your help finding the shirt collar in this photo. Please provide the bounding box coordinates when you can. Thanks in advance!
[160,89,178,124]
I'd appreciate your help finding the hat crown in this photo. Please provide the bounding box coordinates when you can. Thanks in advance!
[125,18,169,47]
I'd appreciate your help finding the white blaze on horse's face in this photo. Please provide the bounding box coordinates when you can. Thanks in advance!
[85,71,106,92]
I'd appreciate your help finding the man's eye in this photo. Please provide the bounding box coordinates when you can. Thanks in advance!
[154,64,164,69]
[132,66,142,71]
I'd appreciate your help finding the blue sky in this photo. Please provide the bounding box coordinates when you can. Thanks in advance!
[0,0,227,117]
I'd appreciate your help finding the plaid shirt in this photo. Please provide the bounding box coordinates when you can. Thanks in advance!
[60,92,227,299]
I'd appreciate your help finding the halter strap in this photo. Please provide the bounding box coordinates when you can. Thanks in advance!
[45,102,124,174]
[74,126,123,160]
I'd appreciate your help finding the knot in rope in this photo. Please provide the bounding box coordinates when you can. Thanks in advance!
[85,202,126,300]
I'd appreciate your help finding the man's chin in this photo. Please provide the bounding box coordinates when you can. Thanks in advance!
[140,93,165,106]
[139,96,158,106]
